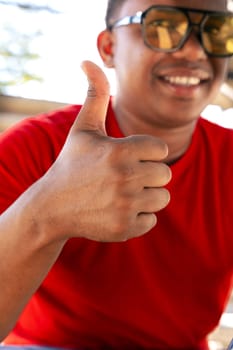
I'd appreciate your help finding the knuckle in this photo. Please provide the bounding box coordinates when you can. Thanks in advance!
[133,134,168,156]
[156,139,169,157]
[152,162,172,186]
[112,139,133,159]
[106,142,137,181]
[157,188,171,208]
[87,84,97,98]
[160,163,172,184]
[136,213,158,235]
[146,188,170,212]
[110,213,133,241]
[114,195,135,214]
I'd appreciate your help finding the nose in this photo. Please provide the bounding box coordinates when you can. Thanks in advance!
[172,30,208,61]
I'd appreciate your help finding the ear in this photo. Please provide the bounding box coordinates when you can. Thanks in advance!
[97,30,115,68]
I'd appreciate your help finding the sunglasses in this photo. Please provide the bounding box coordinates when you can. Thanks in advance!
[108,5,233,57]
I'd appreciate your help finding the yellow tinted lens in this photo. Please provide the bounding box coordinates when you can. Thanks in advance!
[143,8,188,50]
[203,14,233,55]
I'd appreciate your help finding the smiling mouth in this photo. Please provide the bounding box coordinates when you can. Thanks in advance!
[160,76,209,87]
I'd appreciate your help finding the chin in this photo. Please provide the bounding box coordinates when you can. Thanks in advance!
[156,111,201,129]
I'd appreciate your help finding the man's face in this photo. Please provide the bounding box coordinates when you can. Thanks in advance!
[110,0,229,129]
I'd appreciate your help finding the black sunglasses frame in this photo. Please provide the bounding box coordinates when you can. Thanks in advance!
[108,5,233,58]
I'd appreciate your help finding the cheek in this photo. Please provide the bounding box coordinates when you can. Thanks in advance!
[205,59,228,98]
[113,28,151,70]
[213,59,229,83]
[114,48,148,84]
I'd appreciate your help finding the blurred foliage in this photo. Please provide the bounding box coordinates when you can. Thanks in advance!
[0,1,58,13]
[0,26,42,91]
[0,1,58,94]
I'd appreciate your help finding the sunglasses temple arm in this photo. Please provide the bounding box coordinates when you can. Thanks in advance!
[112,11,143,28]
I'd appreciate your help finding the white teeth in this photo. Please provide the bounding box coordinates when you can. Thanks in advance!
[164,76,201,86]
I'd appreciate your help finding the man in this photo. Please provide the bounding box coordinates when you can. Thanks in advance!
[0,0,233,349]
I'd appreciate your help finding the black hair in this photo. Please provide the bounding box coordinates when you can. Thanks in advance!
[105,0,229,29]
[105,0,127,29]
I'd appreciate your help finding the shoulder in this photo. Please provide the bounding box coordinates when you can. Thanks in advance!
[198,116,233,132]
[0,104,82,156]
[0,104,83,211]
[195,117,233,173]
[0,104,83,181]
[1,104,82,141]
[197,116,233,146]
[173,116,233,175]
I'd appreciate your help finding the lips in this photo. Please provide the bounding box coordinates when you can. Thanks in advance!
[154,68,212,99]
[163,76,201,86]
[157,68,211,87]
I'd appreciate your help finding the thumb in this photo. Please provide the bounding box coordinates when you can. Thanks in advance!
[73,60,110,135]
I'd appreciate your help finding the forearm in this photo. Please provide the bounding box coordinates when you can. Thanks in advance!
[0,60,171,341]
[0,182,67,341]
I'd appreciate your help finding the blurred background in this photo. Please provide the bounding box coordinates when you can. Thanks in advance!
[0,1,232,349]
[0,0,233,123]
[0,0,111,103]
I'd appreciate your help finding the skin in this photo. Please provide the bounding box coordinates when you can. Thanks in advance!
[0,0,229,342]
[98,0,229,163]
[0,62,171,340]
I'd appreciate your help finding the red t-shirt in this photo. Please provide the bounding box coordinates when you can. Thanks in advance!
[1,102,233,350]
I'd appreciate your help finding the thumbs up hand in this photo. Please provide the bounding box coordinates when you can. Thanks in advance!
[39,61,171,242]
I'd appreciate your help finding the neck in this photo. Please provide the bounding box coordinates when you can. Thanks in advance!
[113,101,197,165]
